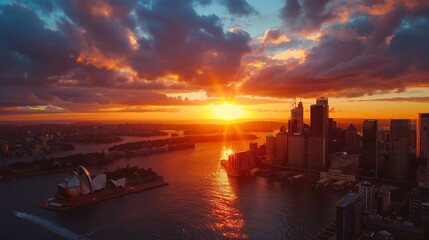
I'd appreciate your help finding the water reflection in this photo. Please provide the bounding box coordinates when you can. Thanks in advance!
[219,146,234,160]
[209,146,247,239]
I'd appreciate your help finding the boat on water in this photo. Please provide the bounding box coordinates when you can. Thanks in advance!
[41,165,168,211]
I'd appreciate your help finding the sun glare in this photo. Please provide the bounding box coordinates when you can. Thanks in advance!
[210,103,246,120]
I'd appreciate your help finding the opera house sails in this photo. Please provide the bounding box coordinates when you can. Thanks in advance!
[57,165,126,198]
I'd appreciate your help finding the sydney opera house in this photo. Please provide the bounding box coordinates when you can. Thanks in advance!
[57,165,125,198]
[41,165,167,211]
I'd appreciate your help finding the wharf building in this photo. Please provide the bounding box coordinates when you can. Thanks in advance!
[388,119,411,181]
[336,192,362,240]
[328,152,359,175]
[362,119,378,177]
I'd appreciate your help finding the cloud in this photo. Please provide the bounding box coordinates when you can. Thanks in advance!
[356,96,429,103]
[1,0,429,117]
[242,1,429,98]
[0,0,253,114]
[220,0,258,17]
[329,107,340,113]
[280,0,337,34]
[98,106,181,113]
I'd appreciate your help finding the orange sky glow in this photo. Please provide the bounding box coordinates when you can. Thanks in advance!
[1,0,428,123]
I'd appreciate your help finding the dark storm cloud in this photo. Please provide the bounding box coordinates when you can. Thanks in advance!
[0,3,77,86]
[0,0,252,113]
[242,0,429,98]
[220,0,258,17]
[280,0,336,33]
[130,0,251,86]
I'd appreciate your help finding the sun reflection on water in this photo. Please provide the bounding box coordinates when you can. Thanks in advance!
[220,146,234,160]
[209,146,248,239]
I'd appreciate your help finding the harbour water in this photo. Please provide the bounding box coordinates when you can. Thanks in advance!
[0,133,345,239]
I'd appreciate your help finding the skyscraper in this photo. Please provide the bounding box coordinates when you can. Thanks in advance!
[307,136,324,170]
[287,134,305,168]
[362,120,378,177]
[310,97,329,168]
[389,119,411,180]
[358,181,375,213]
[417,113,429,185]
[265,135,276,164]
[417,113,429,161]
[288,99,304,135]
[249,142,258,168]
[336,192,362,240]
[275,132,287,165]
[345,124,358,153]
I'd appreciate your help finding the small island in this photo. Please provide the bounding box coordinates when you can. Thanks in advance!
[40,165,168,211]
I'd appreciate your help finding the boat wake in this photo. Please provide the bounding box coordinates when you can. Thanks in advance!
[14,211,93,240]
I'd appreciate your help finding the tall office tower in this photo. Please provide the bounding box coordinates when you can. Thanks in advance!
[329,123,346,154]
[389,119,411,180]
[417,113,429,160]
[307,136,324,170]
[249,142,258,168]
[265,135,276,164]
[227,151,251,176]
[362,120,378,177]
[288,99,304,135]
[287,134,305,168]
[358,181,375,213]
[345,124,358,153]
[311,97,329,168]
[275,132,288,165]
[411,123,417,156]
[417,113,429,185]
[377,127,390,178]
[336,193,362,240]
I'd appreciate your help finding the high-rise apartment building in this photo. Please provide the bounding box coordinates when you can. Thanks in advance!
[358,181,375,213]
[336,192,362,240]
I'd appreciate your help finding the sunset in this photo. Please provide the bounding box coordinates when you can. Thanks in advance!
[0,0,428,122]
[1,0,429,239]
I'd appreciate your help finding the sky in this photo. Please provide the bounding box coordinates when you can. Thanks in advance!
[0,0,428,122]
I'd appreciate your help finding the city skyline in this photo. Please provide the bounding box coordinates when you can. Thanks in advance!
[1,0,429,122]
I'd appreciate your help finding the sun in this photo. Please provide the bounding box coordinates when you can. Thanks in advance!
[209,103,246,120]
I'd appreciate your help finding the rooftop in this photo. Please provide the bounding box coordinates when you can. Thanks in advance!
[336,192,360,208]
